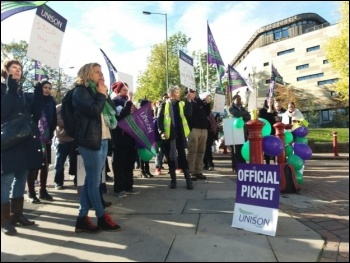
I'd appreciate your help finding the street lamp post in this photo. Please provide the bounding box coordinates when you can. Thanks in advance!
[143,11,169,89]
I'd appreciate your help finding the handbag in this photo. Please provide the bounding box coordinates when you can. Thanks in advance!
[1,113,34,152]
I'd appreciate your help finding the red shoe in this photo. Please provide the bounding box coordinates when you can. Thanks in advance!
[155,168,161,175]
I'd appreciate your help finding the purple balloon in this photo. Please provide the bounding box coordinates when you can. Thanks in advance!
[293,126,308,137]
[262,135,284,157]
[293,142,313,160]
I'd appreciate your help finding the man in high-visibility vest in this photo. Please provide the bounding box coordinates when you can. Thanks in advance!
[157,86,193,190]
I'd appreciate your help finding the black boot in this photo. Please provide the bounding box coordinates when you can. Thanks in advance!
[1,203,17,236]
[141,169,149,178]
[11,197,35,226]
[75,216,101,233]
[98,213,121,232]
[169,168,177,189]
[183,169,194,190]
[145,162,154,177]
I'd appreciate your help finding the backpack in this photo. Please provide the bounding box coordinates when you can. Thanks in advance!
[280,164,300,193]
[61,88,77,138]
[208,114,219,135]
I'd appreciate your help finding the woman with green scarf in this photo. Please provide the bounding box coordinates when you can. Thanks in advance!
[72,63,120,233]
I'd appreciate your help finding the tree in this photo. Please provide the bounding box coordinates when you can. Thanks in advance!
[323,1,349,102]
[1,40,74,102]
[135,32,191,102]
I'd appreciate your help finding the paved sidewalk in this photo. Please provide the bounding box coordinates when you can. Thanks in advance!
[1,152,348,262]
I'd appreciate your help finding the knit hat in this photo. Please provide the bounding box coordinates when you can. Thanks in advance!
[111,81,126,94]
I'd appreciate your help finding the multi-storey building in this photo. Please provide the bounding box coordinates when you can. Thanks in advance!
[231,13,347,127]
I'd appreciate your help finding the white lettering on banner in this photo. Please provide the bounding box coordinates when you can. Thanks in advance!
[237,170,279,184]
[241,185,276,200]
[140,111,153,133]
[40,9,63,28]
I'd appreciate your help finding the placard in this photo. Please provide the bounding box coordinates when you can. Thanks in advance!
[223,118,245,145]
[232,163,280,236]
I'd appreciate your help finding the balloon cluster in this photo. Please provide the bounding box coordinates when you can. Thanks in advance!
[236,116,312,185]
[285,126,313,185]
[240,118,284,163]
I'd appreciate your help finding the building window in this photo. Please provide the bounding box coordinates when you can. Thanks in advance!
[306,45,320,52]
[274,28,282,40]
[263,62,269,67]
[323,59,329,64]
[297,73,324,81]
[318,78,339,85]
[296,64,309,70]
[281,26,289,38]
[322,110,330,121]
[277,48,295,56]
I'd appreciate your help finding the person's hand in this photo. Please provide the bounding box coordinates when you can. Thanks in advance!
[161,133,168,140]
[7,74,19,95]
[128,91,133,101]
[34,82,43,99]
[97,81,107,96]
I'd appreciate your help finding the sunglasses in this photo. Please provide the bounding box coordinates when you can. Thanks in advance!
[189,90,196,93]
[292,120,300,123]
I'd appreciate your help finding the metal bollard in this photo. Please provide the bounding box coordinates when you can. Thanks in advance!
[333,131,339,157]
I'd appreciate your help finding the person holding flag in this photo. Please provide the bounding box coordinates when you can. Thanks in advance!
[110,81,139,197]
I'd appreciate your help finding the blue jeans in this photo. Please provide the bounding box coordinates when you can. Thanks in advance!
[78,140,107,218]
[1,170,28,204]
[54,141,73,186]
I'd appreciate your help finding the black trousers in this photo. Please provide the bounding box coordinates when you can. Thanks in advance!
[161,138,189,171]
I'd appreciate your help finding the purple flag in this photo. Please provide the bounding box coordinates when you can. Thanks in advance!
[117,102,156,155]
[208,24,225,90]
[34,60,49,81]
[100,48,117,88]
[227,64,248,93]
[268,63,284,97]
[1,1,48,21]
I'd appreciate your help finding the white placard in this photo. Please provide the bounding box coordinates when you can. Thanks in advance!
[27,5,67,69]
[77,155,106,187]
[212,93,225,113]
[178,50,195,90]
[117,72,134,92]
[223,118,245,145]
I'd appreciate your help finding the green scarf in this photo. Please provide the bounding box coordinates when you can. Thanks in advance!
[88,80,117,129]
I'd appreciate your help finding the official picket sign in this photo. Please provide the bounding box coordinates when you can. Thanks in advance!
[232,163,280,236]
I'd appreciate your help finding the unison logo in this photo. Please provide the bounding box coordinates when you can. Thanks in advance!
[238,208,270,228]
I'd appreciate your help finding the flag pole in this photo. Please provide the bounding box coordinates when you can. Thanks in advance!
[206,21,209,92]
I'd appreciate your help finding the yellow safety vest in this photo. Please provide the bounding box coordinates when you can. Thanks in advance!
[164,101,190,138]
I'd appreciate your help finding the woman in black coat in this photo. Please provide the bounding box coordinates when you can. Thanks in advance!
[1,59,43,236]
[27,80,57,203]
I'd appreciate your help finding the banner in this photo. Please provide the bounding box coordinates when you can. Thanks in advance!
[1,1,47,21]
[100,48,117,88]
[34,60,49,81]
[27,4,67,69]
[117,102,156,155]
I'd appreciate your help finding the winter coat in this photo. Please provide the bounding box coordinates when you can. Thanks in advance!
[1,83,44,174]
[72,85,113,150]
